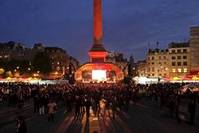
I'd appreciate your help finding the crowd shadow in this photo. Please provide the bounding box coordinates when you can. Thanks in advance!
[64,112,91,133]
[98,110,131,133]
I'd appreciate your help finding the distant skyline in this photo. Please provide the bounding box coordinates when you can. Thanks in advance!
[0,0,199,63]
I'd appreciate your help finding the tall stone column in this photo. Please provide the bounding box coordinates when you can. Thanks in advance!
[93,0,103,45]
[89,0,107,62]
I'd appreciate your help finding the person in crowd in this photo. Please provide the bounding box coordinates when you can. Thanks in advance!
[0,81,197,127]
[188,96,197,125]
[47,99,57,122]
[175,93,181,123]
[39,93,45,115]
[74,95,81,119]
[85,96,91,119]
[33,94,39,113]
[16,116,27,133]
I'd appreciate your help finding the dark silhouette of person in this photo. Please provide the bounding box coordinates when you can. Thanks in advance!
[85,98,91,118]
[16,116,27,133]
[188,97,196,125]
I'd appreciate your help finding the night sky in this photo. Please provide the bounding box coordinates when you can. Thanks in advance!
[0,0,199,63]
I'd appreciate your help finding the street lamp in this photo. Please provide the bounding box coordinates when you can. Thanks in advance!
[55,71,58,75]
[0,68,5,74]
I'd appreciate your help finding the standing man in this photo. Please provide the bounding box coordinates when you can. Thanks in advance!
[47,99,57,122]
[188,95,197,125]
[85,97,91,119]
[16,116,27,133]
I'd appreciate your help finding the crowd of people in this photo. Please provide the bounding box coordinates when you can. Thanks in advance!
[0,83,139,121]
[0,82,198,133]
[63,84,138,119]
[146,83,198,125]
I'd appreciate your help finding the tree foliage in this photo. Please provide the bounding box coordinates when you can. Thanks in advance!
[32,52,52,73]
[0,59,29,74]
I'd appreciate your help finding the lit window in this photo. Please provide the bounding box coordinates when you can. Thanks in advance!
[184,68,187,73]
[178,68,182,73]
[172,69,176,73]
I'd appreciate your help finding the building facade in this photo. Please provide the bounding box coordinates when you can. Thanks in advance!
[136,26,199,81]
[0,42,78,79]
[106,52,128,76]
[146,49,169,78]
[168,42,190,79]
[137,60,147,77]
[190,26,199,72]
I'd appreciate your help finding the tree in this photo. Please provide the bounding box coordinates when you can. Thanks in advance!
[32,52,52,73]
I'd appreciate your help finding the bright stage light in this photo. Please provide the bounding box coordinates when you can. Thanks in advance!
[92,70,106,82]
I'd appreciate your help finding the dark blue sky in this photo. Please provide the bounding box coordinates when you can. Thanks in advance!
[0,0,199,63]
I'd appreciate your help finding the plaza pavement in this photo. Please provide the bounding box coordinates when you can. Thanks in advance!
[0,99,198,133]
